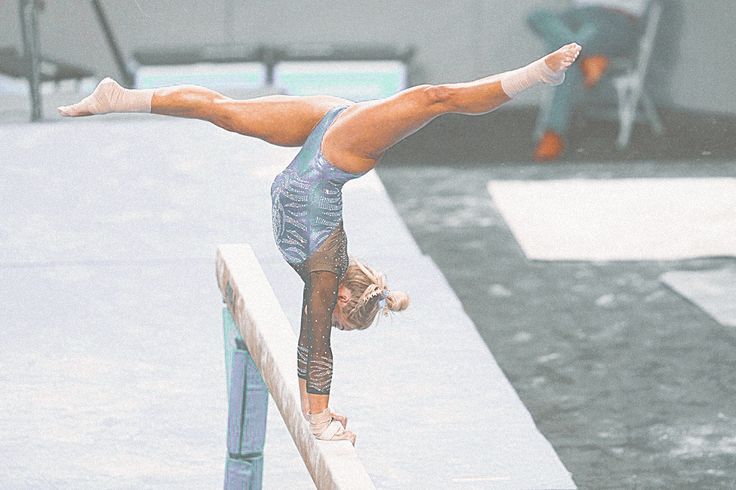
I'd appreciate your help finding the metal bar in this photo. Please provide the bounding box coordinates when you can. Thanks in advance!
[19,0,42,121]
[90,0,134,86]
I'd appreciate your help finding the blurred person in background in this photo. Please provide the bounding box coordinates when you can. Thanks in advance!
[528,0,649,161]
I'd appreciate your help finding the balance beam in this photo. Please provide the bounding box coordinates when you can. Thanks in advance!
[216,244,375,490]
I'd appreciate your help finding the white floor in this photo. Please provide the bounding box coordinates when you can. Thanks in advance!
[660,266,736,327]
[487,178,736,261]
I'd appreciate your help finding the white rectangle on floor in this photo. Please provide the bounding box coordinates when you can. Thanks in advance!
[487,178,736,261]
[660,266,736,327]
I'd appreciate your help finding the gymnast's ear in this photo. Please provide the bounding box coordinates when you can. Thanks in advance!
[337,285,351,306]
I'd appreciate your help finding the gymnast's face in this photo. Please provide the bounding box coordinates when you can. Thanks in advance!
[331,285,352,330]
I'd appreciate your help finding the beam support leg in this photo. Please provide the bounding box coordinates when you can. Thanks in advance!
[223,307,268,490]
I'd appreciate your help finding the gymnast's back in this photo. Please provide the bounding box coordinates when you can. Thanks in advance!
[270,104,365,281]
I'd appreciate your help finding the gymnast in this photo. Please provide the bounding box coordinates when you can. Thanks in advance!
[58,42,581,446]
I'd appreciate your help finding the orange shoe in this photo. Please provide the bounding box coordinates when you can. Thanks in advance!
[580,55,610,88]
[534,131,564,162]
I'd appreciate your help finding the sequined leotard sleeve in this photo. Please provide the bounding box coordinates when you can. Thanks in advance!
[270,104,365,395]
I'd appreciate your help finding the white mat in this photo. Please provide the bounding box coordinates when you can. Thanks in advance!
[660,266,736,327]
[487,178,736,261]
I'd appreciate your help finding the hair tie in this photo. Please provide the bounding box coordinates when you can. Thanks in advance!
[377,289,390,309]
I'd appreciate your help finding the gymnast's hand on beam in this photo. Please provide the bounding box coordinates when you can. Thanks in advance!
[330,409,348,429]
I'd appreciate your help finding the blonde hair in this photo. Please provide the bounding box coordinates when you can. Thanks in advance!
[339,257,410,331]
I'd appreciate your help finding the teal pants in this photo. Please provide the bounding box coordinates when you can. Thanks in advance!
[528,6,641,136]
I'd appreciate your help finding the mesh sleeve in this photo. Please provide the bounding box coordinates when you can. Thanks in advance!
[304,270,339,395]
[297,284,309,380]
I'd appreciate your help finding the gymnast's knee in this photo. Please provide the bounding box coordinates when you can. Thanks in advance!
[419,84,454,110]
[210,98,241,133]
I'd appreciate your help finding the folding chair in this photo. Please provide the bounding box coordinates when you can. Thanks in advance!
[611,0,664,148]
[534,0,665,149]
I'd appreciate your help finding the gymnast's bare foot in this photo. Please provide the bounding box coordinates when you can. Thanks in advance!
[57,77,153,117]
[542,43,582,85]
[57,77,121,116]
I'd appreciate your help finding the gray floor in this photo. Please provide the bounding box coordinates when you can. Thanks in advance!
[1,115,574,488]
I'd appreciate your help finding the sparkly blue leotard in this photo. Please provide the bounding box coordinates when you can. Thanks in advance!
[270,104,364,280]
[270,104,365,395]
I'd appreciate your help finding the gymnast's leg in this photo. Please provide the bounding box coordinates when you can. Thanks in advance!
[320,43,581,173]
[57,80,351,147]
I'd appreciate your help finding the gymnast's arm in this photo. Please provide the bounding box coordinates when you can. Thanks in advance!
[305,271,338,396]
[298,297,311,418]
[297,271,339,414]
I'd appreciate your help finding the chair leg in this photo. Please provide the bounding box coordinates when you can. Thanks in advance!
[614,78,636,149]
[534,88,553,142]
[641,91,664,135]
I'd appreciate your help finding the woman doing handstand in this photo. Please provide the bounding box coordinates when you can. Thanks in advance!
[59,42,581,446]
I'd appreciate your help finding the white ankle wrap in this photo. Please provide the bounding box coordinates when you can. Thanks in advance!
[500,58,565,98]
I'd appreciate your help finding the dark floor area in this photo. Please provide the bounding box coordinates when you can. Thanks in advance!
[385,106,736,165]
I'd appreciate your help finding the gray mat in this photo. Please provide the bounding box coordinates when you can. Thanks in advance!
[660,266,736,327]
[1,117,574,489]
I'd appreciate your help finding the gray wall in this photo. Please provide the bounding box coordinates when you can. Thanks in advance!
[1,0,732,114]
[668,1,733,114]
